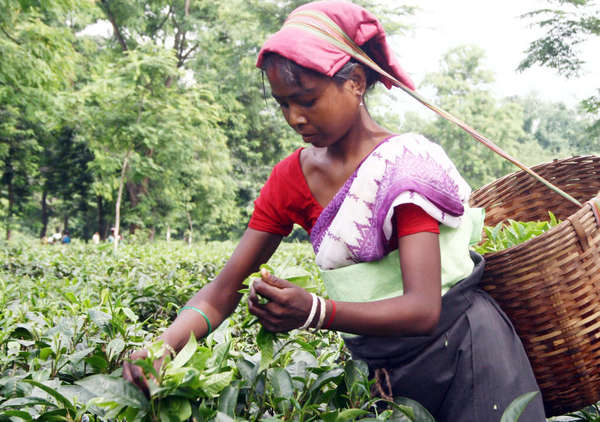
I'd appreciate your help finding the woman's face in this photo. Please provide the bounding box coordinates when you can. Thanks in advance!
[266,66,361,148]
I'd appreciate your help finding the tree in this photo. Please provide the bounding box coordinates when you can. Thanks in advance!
[514,94,598,156]
[519,0,600,135]
[0,0,79,239]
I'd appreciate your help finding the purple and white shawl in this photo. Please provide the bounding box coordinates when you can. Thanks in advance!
[310,134,471,270]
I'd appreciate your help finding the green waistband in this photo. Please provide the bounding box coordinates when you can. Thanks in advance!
[320,207,484,303]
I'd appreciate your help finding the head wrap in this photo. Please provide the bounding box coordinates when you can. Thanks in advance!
[256,0,414,90]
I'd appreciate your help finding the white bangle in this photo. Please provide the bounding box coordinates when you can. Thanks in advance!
[314,296,327,331]
[299,293,318,330]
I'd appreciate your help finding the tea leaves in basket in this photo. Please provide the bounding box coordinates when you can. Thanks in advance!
[473,212,561,254]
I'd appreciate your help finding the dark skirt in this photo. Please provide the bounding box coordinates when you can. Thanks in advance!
[344,252,547,422]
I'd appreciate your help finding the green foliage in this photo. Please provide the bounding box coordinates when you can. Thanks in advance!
[0,239,596,421]
[518,0,600,78]
[0,239,430,421]
[402,46,541,188]
[519,0,600,139]
[501,392,540,422]
[473,212,561,254]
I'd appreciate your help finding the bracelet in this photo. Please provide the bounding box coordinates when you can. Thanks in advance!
[323,300,336,329]
[178,305,212,335]
[161,342,176,358]
[314,296,327,330]
[299,293,318,330]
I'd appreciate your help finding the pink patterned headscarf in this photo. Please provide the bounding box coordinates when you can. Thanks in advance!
[256,0,414,90]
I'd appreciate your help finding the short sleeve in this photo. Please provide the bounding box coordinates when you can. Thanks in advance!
[396,203,440,237]
[248,149,322,236]
[249,164,295,236]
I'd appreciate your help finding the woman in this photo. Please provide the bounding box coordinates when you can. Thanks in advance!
[124,1,546,420]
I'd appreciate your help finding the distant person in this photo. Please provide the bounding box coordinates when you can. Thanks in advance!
[92,232,100,244]
[108,227,123,243]
[49,229,62,244]
[61,230,71,244]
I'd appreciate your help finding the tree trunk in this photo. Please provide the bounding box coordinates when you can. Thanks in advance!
[5,164,13,241]
[97,195,105,239]
[40,189,48,238]
[186,211,193,247]
[166,225,171,242]
[149,226,155,242]
[63,214,69,233]
[114,150,131,253]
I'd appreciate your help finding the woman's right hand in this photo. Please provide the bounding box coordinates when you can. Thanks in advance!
[122,348,168,398]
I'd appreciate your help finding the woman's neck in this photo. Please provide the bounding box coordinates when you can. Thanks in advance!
[326,108,392,162]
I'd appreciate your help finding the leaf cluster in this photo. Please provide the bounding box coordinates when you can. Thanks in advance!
[473,212,561,254]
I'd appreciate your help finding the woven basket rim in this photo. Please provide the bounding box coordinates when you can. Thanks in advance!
[472,154,596,195]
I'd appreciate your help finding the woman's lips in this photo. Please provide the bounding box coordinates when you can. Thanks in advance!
[302,134,318,143]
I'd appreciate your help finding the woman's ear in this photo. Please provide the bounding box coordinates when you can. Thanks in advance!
[346,65,367,97]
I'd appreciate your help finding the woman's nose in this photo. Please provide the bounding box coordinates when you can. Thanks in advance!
[287,104,307,128]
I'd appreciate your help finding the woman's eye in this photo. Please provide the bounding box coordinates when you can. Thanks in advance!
[299,99,316,108]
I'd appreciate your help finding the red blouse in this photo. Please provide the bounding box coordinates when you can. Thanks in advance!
[249,148,440,241]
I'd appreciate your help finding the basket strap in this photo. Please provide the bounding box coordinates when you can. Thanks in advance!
[568,210,592,251]
[285,10,583,208]
[591,199,600,227]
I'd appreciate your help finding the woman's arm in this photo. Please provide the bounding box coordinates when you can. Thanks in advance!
[249,231,441,337]
[124,228,282,392]
[330,231,441,336]
[158,228,283,350]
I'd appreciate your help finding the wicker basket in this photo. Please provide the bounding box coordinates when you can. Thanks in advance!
[469,155,600,416]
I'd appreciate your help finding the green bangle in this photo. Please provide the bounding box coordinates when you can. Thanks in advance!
[178,305,212,335]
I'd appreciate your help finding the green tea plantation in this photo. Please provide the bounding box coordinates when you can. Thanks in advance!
[0,239,593,421]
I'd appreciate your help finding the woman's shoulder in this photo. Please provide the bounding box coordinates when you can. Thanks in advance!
[385,133,440,149]
[379,133,453,161]
[271,147,304,176]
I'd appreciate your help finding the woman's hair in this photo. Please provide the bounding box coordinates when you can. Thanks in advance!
[261,52,379,93]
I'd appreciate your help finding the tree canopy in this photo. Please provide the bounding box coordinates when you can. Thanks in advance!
[0,0,597,242]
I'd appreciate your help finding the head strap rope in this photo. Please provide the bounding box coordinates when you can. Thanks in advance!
[284,10,582,207]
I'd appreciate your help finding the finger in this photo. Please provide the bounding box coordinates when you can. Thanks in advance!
[130,363,150,397]
[248,295,270,318]
[124,361,149,397]
[123,361,133,382]
[248,284,267,306]
[253,279,292,303]
[260,268,292,288]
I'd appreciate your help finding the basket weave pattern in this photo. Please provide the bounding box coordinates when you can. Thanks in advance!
[470,155,600,416]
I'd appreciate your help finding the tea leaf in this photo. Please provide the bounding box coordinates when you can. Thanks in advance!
[23,380,75,413]
[217,385,239,417]
[500,391,538,422]
[168,333,197,370]
[159,397,192,422]
[257,327,276,373]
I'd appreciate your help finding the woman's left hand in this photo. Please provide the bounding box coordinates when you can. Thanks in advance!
[248,269,314,332]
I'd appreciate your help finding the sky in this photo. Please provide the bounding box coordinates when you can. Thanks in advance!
[386,0,600,112]
[80,0,599,109]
